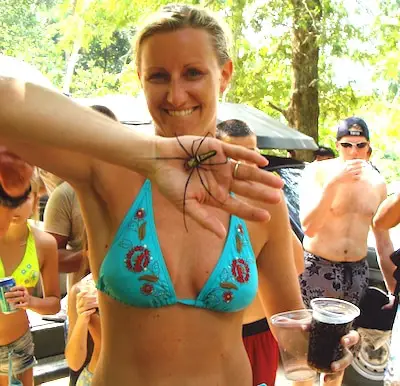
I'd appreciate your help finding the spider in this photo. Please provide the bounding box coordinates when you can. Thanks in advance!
[155,132,228,231]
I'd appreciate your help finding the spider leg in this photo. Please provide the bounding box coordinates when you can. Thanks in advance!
[196,167,224,206]
[182,167,195,232]
[175,134,192,158]
[193,132,214,157]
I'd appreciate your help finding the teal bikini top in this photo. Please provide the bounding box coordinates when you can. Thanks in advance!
[97,180,258,312]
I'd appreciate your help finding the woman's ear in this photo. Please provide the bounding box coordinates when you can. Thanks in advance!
[220,60,233,94]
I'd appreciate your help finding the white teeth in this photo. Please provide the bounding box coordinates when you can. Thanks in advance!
[167,109,195,117]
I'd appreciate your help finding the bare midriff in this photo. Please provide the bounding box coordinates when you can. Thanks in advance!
[0,304,30,345]
[91,296,252,386]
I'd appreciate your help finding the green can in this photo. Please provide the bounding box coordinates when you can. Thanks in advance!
[0,277,18,314]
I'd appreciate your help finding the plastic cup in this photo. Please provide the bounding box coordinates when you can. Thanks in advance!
[271,309,317,381]
[308,298,360,373]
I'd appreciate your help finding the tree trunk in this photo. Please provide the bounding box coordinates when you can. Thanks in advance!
[287,0,322,161]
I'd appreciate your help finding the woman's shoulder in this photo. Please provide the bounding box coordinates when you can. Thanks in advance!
[30,224,57,253]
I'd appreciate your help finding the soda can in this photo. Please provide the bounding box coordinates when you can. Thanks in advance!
[0,277,18,314]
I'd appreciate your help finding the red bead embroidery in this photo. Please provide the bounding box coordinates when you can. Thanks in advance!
[125,246,150,273]
[135,208,145,219]
[223,291,234,303]
[237,224,244,234]
[141,283,154,295]
[231,258,250,283]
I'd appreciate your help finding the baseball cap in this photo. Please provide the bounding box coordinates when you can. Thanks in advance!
[337,117,369,141]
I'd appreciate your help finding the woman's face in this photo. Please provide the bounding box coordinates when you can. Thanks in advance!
[10,193,36,226]
[138,28,232,137]
[0,193,36,237]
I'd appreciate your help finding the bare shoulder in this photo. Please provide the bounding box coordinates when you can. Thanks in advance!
[30,225,57,252]
[69,282,80,299]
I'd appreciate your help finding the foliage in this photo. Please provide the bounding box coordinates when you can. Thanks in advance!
[2,0,399,181]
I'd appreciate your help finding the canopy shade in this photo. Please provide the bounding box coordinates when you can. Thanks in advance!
[217,102,318,150]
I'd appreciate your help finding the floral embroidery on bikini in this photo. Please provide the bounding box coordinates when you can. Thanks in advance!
[114,208,173,307]
[231,258,250,283]
[223,291,233,303]
[203,220,255,308]
[125,246,150,273]
[141,283,154,296]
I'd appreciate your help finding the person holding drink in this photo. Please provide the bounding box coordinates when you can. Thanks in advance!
[297,117,395,385]
[0,175,60,386]
[0,5,359,385]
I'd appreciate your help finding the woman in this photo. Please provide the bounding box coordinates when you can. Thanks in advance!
[0,5,357,385]
[65,272,99,386]
[0,149,33,237]
[0,175,60,386]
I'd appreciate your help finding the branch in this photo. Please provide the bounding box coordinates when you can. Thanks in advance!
[267,101,288,119]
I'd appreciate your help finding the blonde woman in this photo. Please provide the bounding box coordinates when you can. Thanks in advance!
[0,175,60,386]
[0,5,358,385]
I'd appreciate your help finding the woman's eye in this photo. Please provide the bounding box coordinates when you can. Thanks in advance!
[186,69,203,79]
[148,73,168,82]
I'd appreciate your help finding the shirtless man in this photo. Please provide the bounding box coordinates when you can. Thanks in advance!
[299,117,395,385]
[217,119,304,386]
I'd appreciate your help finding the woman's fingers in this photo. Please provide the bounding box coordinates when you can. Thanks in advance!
[341,329,360,348]
[215,194,272,222]
[184,200,227,239]
[221,142,268,168]
[231,161,284,189]
[230,179,282,206]
[323,329,360,381]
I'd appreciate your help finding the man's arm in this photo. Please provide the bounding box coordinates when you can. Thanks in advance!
[373,193,400,230]
[50,233,83,273]
[299,164,338,237]
[373,226,396,294]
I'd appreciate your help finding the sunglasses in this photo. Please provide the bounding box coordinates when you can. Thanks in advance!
[339,142,369,149]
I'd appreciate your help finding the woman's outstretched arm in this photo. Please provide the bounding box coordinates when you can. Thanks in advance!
[0,78,284,237]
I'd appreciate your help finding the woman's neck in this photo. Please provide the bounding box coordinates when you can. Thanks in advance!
[0,222,28,245]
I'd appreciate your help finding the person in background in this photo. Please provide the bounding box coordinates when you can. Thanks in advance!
[217,119,305,386]
[43,105,118,386]
[373,191,400,385]
[65,231,99,386]
[43,105,119,292]
[0,149,33,237]
[299,116,395,386]
[0,174,60,386]
[313,146,335,161]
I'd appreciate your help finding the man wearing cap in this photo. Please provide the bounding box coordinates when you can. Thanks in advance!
[298,117,396,385]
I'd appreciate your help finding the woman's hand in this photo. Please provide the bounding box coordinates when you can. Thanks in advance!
[323,329,360,382]
[76,290,98,323]
[153,135,284,238]
[5,285,32,309]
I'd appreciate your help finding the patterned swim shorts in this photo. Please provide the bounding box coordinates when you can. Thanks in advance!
[299,251,369,308]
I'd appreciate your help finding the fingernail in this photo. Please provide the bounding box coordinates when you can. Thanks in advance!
[332,363,340,371]
[343,337,350,345]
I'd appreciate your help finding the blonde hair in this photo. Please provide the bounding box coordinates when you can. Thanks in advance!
[135,4,232,70]
[29,168,43,222]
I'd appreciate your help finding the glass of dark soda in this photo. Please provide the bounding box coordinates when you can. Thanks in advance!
[308,298,360,373]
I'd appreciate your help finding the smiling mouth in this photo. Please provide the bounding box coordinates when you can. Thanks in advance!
[164,107,198,117]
